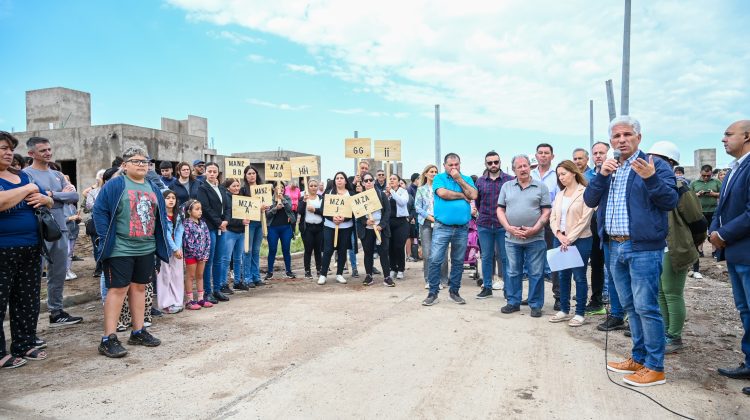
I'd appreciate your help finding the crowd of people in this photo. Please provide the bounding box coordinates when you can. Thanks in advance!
[1,118,749,395]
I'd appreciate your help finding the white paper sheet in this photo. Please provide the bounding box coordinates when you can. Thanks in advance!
[546,245,584,272]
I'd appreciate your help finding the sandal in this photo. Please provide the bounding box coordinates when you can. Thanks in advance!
[549,311,572,323]
[1,354,28,369]
[568,316,585,327]
[24,348,48,361]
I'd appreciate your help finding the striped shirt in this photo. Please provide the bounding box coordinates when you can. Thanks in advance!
[605,151,639,236]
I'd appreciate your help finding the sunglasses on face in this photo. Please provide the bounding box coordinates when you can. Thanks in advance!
[363,178,374,183]
[486,160,500,166]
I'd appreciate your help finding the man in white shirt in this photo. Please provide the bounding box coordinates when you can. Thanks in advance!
[531,143,561,310]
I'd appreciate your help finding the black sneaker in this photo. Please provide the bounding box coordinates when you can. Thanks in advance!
[92,270,102,277]
[305,271,313,279]
[128,329,161,347]
[363,274,374,286]
[449,290,466,304]
[553,298,561,311]
[264,272,274,280]
[205,293,219,304]
[213,291,230,302]
[530,308,543,318]
[351,269,359,278]
[422,293,438,306]
[476,287,493,299]
[501,304,520,314]
[596,316,626,331]
[220,285,235,295]
[150,307,163,317]
[234,282,250,291]
[49,311,83,327]
[285,271,296,279]
[373,267,381,275]
[34,336,47,350]
[383,276,395,287]
[98,334,128,358]
[248,282,256,288]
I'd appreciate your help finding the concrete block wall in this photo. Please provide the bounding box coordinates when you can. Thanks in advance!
[26,87,91,131]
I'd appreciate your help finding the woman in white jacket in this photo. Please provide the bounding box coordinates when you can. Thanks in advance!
[385,174,410,279]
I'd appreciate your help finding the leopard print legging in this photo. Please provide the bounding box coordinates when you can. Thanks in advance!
[117,282,154,331]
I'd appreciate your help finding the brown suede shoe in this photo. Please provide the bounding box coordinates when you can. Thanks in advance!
[607,357,644,374]
[623,367,666,387]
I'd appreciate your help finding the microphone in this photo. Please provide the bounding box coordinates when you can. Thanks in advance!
[613,149,622,162]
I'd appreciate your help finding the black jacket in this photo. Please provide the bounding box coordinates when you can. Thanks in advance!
[196,181,227,231]
[223,190,245,234]
[355,188,391,240]
[169,178,201,207]
[297,194,324,233]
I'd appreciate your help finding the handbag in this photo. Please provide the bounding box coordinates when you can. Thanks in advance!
[36,207,63,242]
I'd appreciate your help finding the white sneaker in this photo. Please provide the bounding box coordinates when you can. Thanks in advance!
[492,281,503,291]
[65,270,78,280]
[439,283,444,290]
[317,275,327,285]
[687,270,694,278]
[425,283,429,289]
[390,271,396,278]
[336,275,347,284]
[396,271,404,279]
[693,272,703,279]
[143,321,152,327]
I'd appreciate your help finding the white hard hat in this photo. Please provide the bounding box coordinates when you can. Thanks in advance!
[647,141,680,165]
[529,156,539,167]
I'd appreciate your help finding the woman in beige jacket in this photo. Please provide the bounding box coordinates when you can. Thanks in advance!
[549,160,595,326]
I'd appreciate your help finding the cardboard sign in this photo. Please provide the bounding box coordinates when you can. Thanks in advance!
[231,195,262,221]
[350,188,383,218]
[322,194,352,218]
[249,184,272,205]
[265,161,292,181]
[374,140,402,161]
[290,156,319,178]
[345,138,372,158]
[225,157,250,179]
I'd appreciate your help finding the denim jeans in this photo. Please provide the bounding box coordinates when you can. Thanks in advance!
[554,236,593,316]
[505,240,546,309]
[428,222,468,295]
[348,230,359,271]
[477,225,508,289]
[728,263,750,366]
[243,222,263,283]
[267,224,293,273]
[603,241,624,319]
[219,230,245,286]
[420,223,448,283]
[609,240,665,372]
[203,229,224,294]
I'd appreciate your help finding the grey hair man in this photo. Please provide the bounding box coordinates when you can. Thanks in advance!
[572,148,590,173]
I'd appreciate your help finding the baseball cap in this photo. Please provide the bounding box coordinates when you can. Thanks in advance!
[193,159,205,166]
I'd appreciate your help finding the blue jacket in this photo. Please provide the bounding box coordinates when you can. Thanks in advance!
[583,151,678,251]
[92,175,170,263]
[168,178,201,207]
[710,155,750,265]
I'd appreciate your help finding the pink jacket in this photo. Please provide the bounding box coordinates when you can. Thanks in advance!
[550,184,594,242]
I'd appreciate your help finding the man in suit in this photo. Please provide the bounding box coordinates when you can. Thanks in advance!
[712,120,750,396]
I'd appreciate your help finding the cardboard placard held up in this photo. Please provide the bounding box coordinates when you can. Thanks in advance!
[350,188,383,218]
[322,194,352,218]
[345,138,372,158]
[374,140,402,161]
[231,195,262,222]
[290,156,319,178]
[265,161,292,181]
[225,157,250,179]
[249,184,272,205]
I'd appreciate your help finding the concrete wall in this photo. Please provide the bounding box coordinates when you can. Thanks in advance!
[683,148,718,181]
[26,87,91,131]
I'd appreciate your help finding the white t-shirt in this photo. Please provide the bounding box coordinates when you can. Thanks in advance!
[560,195,572,233]
[305,195,323,224]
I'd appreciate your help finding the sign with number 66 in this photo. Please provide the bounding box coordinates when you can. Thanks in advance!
[345,138,371,158]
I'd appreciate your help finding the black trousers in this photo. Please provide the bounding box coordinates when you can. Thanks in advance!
[362,229,390,276]
[544,223,560,299]
[321,226,353,276]
[302,223,324,273]
[589,213,605,305]
[0,245,42,357]
[389,217,409,272]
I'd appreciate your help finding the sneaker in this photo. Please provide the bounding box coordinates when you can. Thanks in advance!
[476,287,493,299]
[449,290,466,304]
[143,321,152,328]
[317,276,327,285]
[549,311,572,323]
[687,270,695,277]
[520,299,529,306]
[49,311,83,327]
[597,317,626,331]
[285,271,296,279]
[607,357,644,374]
[98,334,128,358]
[373,267,381,275]
[424,283,429,289]
[422,293,438,306]
[248,282,257,288]
[186,301,201,310]
[492,281,503,291]
[33,336,47,350]
[665,337,684,354]
[305,271,313,279]
[150,307,163,317]
[264,272,274,280]
[128,329,161,347]
[500,304,520,314]
[384,277,395,287]
[256,279,268,286]
[220,285,234,295]
[351,269,359,278]
[213,291,230,302]
[116,324,128,332]
[390,271,396,279]
[439,283,444,290]
[336,275,347,284]
[363,275,374,286]
[406,256,417,262]
[234,282,250,291]
[396,271,404,279]
[197,299,213,308]
[205,293,219,304]
[623,368,666,387]
[65,270,78,280]
[92,270,102,277]
[530,308,543,318]
[692,272,703,279]
[585,303,606,315]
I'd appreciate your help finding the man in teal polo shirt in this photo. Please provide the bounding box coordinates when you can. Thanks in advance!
[422,153,477,306]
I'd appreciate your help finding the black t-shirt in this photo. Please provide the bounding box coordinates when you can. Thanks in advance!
[271,208,290,226]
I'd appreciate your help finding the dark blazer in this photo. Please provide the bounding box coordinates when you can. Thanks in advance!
[196,181,227,231]
[355,188,391,240]
[297,195,324,233]
[710,156,750,265]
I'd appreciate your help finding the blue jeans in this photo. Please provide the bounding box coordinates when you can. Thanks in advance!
[603,242,624,319]
[477,225,508,289]
[267,224,293,273]
[609,240,665,372]
[505,240,546,308]
[219,230,245,286]
[243,222,263,283]
[203,229,224,294]
[728,263,750,365]
[554,236,593,316]
[428,222,468,295]
[348,230,358,271]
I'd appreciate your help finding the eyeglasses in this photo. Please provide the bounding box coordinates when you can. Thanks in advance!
[485,160,500,166]
[126,159,150,166]
[377,173,385,177]
[363,179,374,183]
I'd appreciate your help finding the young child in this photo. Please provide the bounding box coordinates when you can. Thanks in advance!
[156,190,185,314]
[182,199,212,309]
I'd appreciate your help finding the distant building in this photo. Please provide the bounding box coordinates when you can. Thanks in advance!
[681,148,717,181]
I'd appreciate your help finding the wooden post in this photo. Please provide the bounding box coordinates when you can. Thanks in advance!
[367,213,381,242]
[244,224,250,253]
[334,225,339,247]
[261,212,268,237]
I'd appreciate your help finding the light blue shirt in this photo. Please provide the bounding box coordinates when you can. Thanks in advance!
[433,172,476,225]
[531,167,559,202]
[605,151,640,236]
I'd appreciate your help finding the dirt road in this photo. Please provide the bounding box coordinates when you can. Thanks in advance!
[2,258,749,419]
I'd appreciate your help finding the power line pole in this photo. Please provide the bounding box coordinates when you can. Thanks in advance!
[434,104,441,166]
[621,0,631,115]
[589,100,594,147]
[606,79,617,121]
